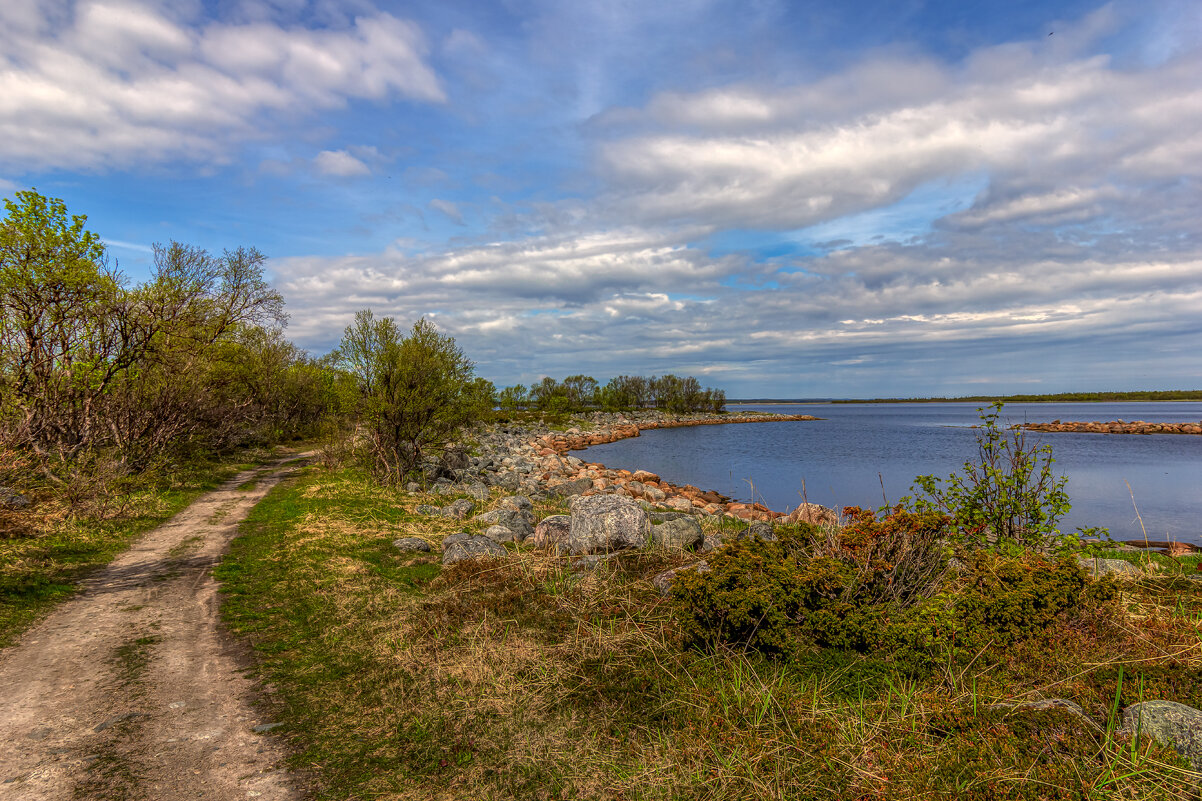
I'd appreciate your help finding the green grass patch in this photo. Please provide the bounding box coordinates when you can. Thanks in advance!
[0,449,275,647]
[217,466,1202,800]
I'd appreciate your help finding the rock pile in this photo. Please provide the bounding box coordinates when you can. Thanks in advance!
[1018,420,1202,435]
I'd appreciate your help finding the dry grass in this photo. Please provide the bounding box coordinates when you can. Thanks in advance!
[218,464,1202,801]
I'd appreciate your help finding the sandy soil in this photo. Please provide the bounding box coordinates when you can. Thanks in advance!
[0,455,312,800]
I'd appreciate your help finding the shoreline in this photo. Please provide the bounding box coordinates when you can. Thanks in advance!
[521,411,829,523]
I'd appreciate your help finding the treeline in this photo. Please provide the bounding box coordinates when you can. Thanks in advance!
[497,374,726,414]
[834,390,1202,404]
[1,190,343,515]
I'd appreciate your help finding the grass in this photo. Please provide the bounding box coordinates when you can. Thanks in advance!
[219,464,1202,800]
[0,446,279,647]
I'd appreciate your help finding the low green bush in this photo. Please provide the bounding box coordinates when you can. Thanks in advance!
[672,510,1120,675]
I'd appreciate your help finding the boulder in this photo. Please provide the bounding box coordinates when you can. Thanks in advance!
[1122,700,1202,769]
[551,477,593,497]
[484,524,517,543]
[566,494,650,555]
[498,495,533,512]
[473,509,534,541]
[464,482,491,502]
[632,470,660,483]
[786,503,838,527]
[530,515,571,553]
[643,485,667,503]
[392,537,432,553]
[650,517,704,551]
[415,504,444,517]
[442,533,508,565]
[652,561,710,596]
[444,498,476,520]
[1077,558,1143,579]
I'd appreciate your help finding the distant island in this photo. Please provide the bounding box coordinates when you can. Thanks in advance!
[732,390,1202,404]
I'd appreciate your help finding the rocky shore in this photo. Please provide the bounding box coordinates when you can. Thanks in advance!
[421,410,832,526]
[1017,420,1202,435]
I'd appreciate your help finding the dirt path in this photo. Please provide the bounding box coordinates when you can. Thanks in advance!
[0,455,311,800]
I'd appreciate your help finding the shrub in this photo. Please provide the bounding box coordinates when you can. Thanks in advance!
[908,401,1070,549]
[956,550,1116,648]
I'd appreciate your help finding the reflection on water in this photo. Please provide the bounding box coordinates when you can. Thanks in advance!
[573,402,1202,544]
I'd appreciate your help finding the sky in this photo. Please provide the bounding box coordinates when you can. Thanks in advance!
[3,0,1201,398]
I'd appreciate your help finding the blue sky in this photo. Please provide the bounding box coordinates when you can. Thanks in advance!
[3,0,1201,397]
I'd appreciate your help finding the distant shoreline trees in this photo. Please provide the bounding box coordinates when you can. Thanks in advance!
[498,374,726,414]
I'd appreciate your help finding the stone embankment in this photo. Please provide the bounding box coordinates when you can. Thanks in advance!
[1017,420,1202,435]
[429,411,833,526]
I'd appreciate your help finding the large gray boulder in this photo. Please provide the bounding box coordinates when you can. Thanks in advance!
[472,509,534,541]
[442,533,508,565]
[567,494,650,555]
[1122,700,1202,769]
[650,517,704,551]
[530,515,571,553]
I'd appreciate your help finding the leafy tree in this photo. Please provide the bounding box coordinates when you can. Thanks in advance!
[498,384,529,411]
[336,311,486,484]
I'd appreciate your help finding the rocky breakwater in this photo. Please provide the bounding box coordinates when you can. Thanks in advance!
[1017,420,1202,435]
[435,411,834,528]
[529,411,832,525]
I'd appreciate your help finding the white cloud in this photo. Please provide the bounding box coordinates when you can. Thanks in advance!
[599,50,1202,233]
[313,149,370,177]
[0,2,444,170]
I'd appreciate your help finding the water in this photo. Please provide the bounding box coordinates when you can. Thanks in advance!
[572,403,1202,544]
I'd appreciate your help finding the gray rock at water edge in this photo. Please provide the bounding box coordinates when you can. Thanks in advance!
[472,509,535,541]
[530,515,572,553]
[392,537,432,553]
[444,498,477,520]
[1122,700,1202,770]
[652,562,710,596]
[650,517,704,551]
[483,524,517,543]
[643,485,667,503]
[1077,558,1143,579]
[567,494,650,556]
[415,504,444,517]
[551,478,593,497]
[442,534,508,565]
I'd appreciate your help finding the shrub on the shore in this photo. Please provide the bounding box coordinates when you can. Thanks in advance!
[908,401,1071,549]
[672,509,1120,674]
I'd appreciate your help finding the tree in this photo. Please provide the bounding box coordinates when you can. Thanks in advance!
[1,190,290,497]
[337,312,486,484]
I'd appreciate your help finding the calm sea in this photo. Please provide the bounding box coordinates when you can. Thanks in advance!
[571,402,1202,544]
